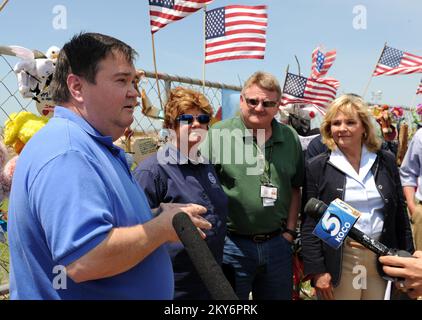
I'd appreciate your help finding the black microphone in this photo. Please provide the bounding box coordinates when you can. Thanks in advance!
[304,198,412,258]
[172,212,238,300]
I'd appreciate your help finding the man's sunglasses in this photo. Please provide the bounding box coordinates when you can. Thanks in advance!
[243,96,279,108]
[176,114,211,124]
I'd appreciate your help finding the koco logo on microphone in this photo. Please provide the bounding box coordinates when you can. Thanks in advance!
[312,198,360,249]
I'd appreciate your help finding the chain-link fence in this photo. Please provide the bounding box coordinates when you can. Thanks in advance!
[129,70,241,134]
[0,54,241,134]
[0,53,242,147]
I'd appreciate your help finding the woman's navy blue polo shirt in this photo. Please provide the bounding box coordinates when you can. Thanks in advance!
[134,143,228,300]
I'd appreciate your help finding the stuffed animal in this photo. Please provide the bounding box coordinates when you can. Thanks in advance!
[0,141,10,202]
[0,140,13,240]
[373,105,397,141]
[141,88,164,120]
[123,127,134,154]
[134,69,164,120]
[134,69,144,100]
[0,45,59,114]
[0,112,49,221]
[396,122,408,166]
[14,58,55,98]
[3,111,49,155]
[287,104,319,136]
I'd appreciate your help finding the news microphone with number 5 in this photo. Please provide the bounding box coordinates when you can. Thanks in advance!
[310,198,359,249]
[304,198,413,258]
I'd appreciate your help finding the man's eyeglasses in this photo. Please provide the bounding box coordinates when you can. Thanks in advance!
[243,96,279,108]
[176,114,211,125]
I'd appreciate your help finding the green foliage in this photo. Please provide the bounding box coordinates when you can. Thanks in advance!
[0,239,9,285]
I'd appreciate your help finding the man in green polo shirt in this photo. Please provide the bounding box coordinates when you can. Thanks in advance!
[206,71,304,300]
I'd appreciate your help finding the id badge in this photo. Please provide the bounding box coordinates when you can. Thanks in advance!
[263,197,275,207]
[260,185,278,200]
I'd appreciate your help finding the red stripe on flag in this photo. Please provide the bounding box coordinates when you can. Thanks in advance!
[205,37,266,48]
[205,55,264,64]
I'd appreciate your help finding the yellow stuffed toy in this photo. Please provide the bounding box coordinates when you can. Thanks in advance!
[4,111,49,155]
[0,112,49,224]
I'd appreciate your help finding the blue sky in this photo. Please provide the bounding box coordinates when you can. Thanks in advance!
[0,0,421,109]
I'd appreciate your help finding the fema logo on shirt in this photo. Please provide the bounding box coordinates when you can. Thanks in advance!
[208,172,217,184]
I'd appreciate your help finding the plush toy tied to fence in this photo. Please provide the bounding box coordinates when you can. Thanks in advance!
[0,112,49,231]
[373,105,397,141]
[0,45,60,117]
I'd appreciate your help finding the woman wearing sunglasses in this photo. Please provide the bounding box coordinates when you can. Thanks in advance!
[134,87,228,300]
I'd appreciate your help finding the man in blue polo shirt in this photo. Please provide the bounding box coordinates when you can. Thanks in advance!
[7,32,209,300]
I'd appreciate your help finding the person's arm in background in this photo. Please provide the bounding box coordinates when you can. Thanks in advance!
[403,186,417,217]
[379,251,422,299]
[284,130,304,243]
[283,187,300,243]
[383,151,415,253]
[400,132,422,218]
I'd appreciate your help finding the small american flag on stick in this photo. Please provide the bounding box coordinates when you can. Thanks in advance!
[281,73,338,112]
[373,45,422,76]
[149,0,213,33]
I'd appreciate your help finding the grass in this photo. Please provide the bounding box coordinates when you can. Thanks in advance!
[0,239,9,285]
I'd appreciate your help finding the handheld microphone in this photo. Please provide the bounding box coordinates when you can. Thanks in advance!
[304,198,412,258]
[172,212,238,300]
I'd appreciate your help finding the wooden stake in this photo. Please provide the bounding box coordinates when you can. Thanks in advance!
[202,6,207,93]
[362,42,387,98]
[0,0,9,12]
[151,33,164,110]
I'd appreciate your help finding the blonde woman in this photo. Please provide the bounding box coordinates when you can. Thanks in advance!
[301,94,414,300]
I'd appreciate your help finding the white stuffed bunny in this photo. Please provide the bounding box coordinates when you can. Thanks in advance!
[14,58,55,98]
[0,45,59,100]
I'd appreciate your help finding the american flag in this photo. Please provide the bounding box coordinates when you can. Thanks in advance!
[311,47,337,78]
[315,77,340,89]
[281,73,338,111]
[373,45,422,76]
[417,79,422,95]
[149,0,213,34]
[205,5,267,64]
